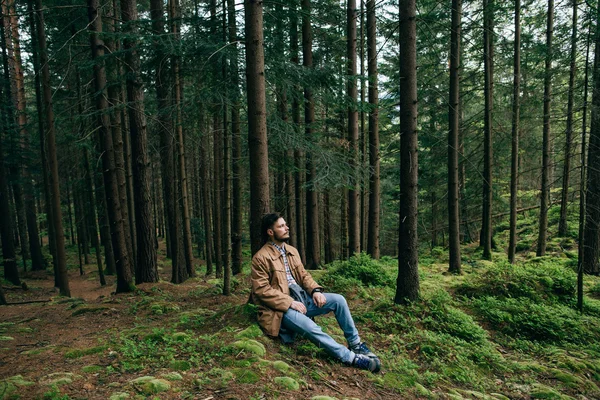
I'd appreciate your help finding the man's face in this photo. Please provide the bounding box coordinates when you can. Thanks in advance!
[269,218,290,243]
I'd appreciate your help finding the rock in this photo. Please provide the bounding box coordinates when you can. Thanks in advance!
[274,376,299,391]
[232,339,266,356]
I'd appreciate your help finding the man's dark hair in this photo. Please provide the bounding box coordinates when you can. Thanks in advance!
[261,213,283,244]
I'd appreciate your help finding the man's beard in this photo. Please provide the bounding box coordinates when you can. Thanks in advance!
[274,232,290,243]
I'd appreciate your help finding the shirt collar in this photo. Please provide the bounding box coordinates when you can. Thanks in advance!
[270,242,286,253]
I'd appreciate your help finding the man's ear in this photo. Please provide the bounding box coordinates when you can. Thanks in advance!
[267,228,273,237]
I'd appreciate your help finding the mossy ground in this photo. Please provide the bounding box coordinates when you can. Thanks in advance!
[1,207,599,399]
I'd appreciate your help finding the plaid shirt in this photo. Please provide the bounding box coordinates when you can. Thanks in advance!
[270,242,297,286]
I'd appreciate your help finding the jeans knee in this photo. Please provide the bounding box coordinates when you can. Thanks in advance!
[327,293,347,308]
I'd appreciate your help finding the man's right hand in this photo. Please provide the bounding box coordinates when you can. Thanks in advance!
[289,300,307,314]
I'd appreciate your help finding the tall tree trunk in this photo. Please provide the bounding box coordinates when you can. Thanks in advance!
[221,0,231,294]
[366,0,380,259]
[347,0,360,256]
[88,0,133,293]
[212,114,223,277]
[536,0,554,256]
[105,4,136,270]
[36,0,69,295]
[558,0,578,237]
[229,0,243,275]
[245,0,270,255]
[150,0,184,283]
[395,0,419,303]
[290,2,305,263]
[447,0,461,273]
[360,1,368,253]
[168,0,195,278]
[578,22,591,309]
[583,3,600,275]
[121,0,158,283]
[480,0,494,260]
[83,145,105,286]
[508,0,521,264]
[303,0,320,269]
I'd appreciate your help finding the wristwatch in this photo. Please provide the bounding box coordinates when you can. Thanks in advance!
[311,288,323,295]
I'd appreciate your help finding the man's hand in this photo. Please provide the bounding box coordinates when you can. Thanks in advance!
[313,292,326,308]
[290,300,307,314]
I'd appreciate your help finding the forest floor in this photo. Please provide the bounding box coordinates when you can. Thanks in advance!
[2,215,600,400]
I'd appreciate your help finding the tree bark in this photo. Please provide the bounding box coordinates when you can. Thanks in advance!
[447,0,461,273]
[37,0,69,296]
[245,0,270,255]
[347,0,360,256]
[395,0,419,303]
[121,0,158,284]
[536,0,553,257]
[508,0,521,264]
[88,0,133,293]
[366,0,380,259]
[303,0,320,269]
[558,0,578,237]
[583,3,600,275]
[221,0,231,294]
[480,0,494,260]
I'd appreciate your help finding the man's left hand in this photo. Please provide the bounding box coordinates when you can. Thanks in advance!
[313,292,326,307]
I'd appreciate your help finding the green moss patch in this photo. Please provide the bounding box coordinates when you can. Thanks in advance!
[232,339,266,356]
[274,376,299,391]
[235,324,263,339]
[232,368,260,384]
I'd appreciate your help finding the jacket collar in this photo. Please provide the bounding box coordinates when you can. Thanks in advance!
[263,242,299,261]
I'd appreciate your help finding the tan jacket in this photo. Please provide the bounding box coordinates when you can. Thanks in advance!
[251,243,322,337]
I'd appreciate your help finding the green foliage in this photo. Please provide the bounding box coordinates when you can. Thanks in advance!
[457,260,576,304]
[320,253,394,291]
[470,296,600,345]
[42,386,70,400]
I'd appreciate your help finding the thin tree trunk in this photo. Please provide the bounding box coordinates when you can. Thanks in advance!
[347,0,360,256]
[36,0,69,296]
[290,3,305,263]
[212,114,223,277]
[583,3,600,275]
[169,0,194,277]
[221,0,231,294]
[366,0,380,259]
[229,0,243,275]
[88,0,132,293]
[558,0,578,237]
[303,0,320,269]
[0,113,19,286]
[395,0,419,303]
[200,109,214,275]
[508,0,521,264]
[536,0,554,256]
[447,0,461,273]
[245,0,270,255]
[480,0,494,260]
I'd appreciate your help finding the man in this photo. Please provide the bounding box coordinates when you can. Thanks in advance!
[251,213,381,373]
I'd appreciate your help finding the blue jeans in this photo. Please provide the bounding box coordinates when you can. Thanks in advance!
[281,292,360,364]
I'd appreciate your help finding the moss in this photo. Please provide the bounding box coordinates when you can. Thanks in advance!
[71,306,109,317]
[490,394,511,400]
[232,339,266,356]
[0,336,14,341]
[235,324,263,339]
[233,368,260,384]
[109,393,130,400]
[64,345,106,359]
[311,397,338,400]
[274,376,299,391]
[161,372,183,381]
[272,360,290,374]
[171,332,190,342]
[530,384,567,399]
[169,360,191,371]
[135,379,170,395]
[81,365,103,373]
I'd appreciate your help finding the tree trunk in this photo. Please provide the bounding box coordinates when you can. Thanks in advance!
[121,0,158,284]
[480,0,494,260]
[221,0,231,294]
[447,0,461,273]
[347,0,360,256]
[508,0,521,264]
[0,113,19,286]
[583,3,600,275]
[245,0,270,255]
[212,114,223,277]
[88,0,133,293]
[229,0,243,275]
[290,3,305,263]
[200,109,214,275]
[366,0,380,259]
[303,0,320,269]
[395,0,419,304]
[37,0,69,296]
[558,0,578,237]
[536,0,553,257]
[168,0,195,278]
